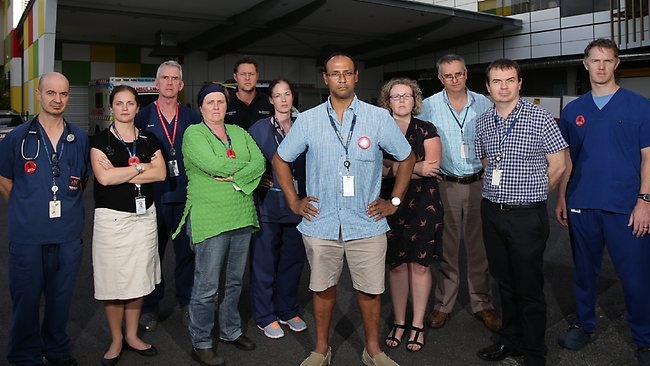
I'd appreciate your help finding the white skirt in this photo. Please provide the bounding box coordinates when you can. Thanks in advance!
[92,205,161,300]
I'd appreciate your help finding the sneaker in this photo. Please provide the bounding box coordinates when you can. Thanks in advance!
[558,324,593,350]
[139,312,158,332]
[258,321,285,339]
[279,316,308,332]
[362,348,399,366]
[181,305,190,326]
[637,347,650,366]
[300,347,331,366]
[192,347,225,366]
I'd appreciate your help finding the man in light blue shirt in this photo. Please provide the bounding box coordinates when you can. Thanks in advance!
[273,52,415,366]
[418,54,501,332]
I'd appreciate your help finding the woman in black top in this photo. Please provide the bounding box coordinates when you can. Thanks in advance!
[90,85,166,365]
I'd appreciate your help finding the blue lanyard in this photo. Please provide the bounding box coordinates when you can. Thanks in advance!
[36,121,65,178]
[327,112,357,157]
[495,105,523,150]
[446,103,469,133]
[111,123,138,160]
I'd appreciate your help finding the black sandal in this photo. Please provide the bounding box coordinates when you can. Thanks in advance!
[384,323,406,348]
[406,326,425,352]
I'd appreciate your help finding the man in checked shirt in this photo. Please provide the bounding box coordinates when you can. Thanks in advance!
[474,58,567,366]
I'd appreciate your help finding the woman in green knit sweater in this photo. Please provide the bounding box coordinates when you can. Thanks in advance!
[175,83,265,366]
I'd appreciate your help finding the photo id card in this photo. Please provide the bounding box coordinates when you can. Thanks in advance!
[135,196,147,215]
[293,178,299,193]
[343,175,355,197]
[167,159,180,177]
[460,143,470,159]
[491,169,503,186]
[49,200,61,218]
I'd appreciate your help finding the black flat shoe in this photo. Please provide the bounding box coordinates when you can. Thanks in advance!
[477,342,521,361]
[101,354,120,366]
[221,334,256,351]
[123,340,158,357]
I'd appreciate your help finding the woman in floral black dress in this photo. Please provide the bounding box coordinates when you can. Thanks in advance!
[380,78,443,353]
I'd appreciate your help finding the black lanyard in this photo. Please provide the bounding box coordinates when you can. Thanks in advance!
[271,115,292,146]
[111,123,138,163]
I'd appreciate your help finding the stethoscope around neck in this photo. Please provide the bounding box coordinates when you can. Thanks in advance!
[20,115,76,162]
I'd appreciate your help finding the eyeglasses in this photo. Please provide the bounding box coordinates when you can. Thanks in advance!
[389,93,413,101]
[441,72,466,81]
[51,152,60,177]
[326,71,355,79]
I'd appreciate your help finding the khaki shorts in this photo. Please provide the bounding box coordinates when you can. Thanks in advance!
[302,233,387,294]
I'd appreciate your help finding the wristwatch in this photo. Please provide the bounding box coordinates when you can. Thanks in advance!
[134,164,144,175]
[638,193,650,202]
[390,196,401,207]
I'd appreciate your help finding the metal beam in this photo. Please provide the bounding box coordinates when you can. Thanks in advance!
[206,0,327,60]
[363,24,505,68]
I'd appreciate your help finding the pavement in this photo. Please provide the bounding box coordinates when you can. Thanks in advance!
[0,187,641,366]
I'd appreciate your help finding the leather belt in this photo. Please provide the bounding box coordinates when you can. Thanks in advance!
[441,169,484,185]
[483,199,545,210]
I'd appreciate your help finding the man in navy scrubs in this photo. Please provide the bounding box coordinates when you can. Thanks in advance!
[0,72,90,366]
[136,60,200,331]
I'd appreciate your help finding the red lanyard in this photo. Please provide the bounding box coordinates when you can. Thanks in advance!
[155,101,178,154]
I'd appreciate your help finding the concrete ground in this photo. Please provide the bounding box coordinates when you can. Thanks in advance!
[0,187,640,366]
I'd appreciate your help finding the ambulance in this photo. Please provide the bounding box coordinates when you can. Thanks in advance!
[88,77,159,135]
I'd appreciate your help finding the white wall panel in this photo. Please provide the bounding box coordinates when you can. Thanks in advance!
[504,46,531,60]
[504,34,531,48]
[561,13,594,27]
[530,18,560,32]
[531,30,560,46]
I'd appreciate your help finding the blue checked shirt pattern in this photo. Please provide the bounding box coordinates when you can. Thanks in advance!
[277,96,412,241]
[418,89,493,176]
[475,98,567,203]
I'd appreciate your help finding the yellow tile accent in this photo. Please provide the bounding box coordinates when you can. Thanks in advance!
[90,44,115,62]
[38,0,45,37]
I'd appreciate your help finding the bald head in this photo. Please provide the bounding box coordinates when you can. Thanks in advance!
[37,72,70,117]
[38,72,69,91]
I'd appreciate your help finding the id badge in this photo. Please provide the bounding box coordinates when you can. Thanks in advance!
[491,169,503,186]
[233,183,242,191]
[167,159,180,177]
[49,200,61,218]
[135,196,147,215]
[293,179,299,193]
[343,175,355,197]
[460,143,470,159]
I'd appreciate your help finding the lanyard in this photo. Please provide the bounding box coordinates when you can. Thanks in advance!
[154,101,179,157]
[446,103,469,133]
[36,122,65,199]
[204,121,235,158]
[327,112,357,156]
[271,115,292,146]
[495,104,523,150]
[111,123,139,165]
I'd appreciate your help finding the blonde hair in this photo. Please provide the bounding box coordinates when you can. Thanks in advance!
[379,78,423,116]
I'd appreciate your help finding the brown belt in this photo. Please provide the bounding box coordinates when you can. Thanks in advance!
[441,170,483,184]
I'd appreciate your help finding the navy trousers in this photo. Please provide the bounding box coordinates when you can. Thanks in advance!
[7,240,82,366]
[249,221,306,327]
[568,209,650,348]
[142,202,194,313]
